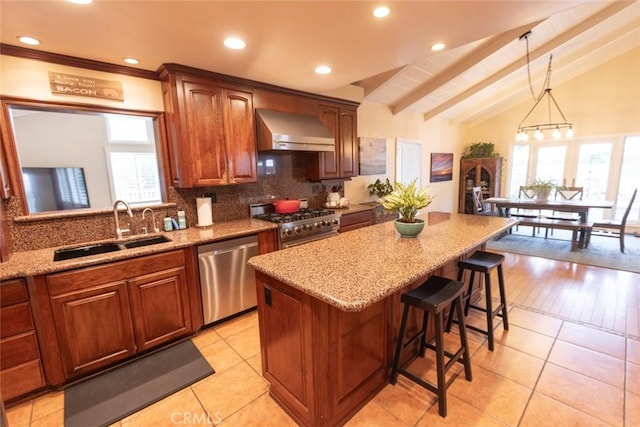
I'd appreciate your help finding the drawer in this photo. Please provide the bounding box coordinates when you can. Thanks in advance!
[340,210,374,228]
[1,278,28,307]
[0,302,34,338]
[0,359,45,401]
[1,331,40,370]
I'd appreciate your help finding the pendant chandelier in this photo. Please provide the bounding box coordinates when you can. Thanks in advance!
[515,31,573,142]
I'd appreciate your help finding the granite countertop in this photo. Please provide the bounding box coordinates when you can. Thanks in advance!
[248,213,517,312]
[332,203,375,215]
[1,218,277,281]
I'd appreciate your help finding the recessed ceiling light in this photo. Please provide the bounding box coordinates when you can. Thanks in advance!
[17,36,40,46]
[123,57,140,65]
[224,37,246,50]
[315,65,332,75]
[66,0,93,4]
[431,43,446,51]
[373,6,390,18]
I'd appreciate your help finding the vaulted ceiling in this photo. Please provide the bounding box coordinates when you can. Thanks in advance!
[1,1,638,127]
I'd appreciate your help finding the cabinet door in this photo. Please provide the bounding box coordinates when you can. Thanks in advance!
[128,266,191,352]
[183,81,228,186]
[257,279,310,409]
[49,281,136,378]
[339,107,358,178]
[222,89,258,184]
[317,105,340,179]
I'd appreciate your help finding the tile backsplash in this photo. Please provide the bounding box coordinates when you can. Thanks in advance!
[7,152,346,251]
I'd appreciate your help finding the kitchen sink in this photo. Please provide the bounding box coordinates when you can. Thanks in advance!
[121,235,171,249]
[53,235,172,261]
[53,242,122,261]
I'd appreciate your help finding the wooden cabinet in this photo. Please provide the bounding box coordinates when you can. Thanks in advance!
[458,157,502,214]
[255,271,387,426]
[159,66,257,187]
[48,280,136,378]
[339,209,373,233]
[307,104,358,181]
[0,132,11,200]
[44,250,193,379]
[1,278,45,402]
[128,266,190,352]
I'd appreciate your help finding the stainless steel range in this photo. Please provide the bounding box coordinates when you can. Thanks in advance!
[250,202,339,248]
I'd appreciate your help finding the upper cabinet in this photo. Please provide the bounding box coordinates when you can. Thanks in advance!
[159,66,257,187]
[307,104,358,181]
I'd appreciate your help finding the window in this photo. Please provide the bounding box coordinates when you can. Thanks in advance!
[507,134,639,226]
[104,115,161,205]
[616,135,640,222]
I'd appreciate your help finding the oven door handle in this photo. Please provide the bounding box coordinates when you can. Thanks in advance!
[281,230,338,249]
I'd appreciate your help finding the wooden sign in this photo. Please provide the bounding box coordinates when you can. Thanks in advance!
[49,72,124,101]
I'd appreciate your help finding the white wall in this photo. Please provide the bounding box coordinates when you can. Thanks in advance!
[0,55,163,110]
[462,47,640,161]
[346,102,465,213]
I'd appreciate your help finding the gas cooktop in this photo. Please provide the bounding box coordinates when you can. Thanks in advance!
[254,208,336,224]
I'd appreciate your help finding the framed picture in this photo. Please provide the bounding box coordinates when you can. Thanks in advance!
[359,137,386,175]
[430,153,453,182]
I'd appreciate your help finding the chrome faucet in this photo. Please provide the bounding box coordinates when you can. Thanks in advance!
[113,200,133,240]
[142,207,159,234]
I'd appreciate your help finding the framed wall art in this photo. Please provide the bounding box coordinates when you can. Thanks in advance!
[430,153,453,182]
[358,137,386,175]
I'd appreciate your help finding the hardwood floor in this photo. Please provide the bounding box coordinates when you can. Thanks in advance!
[6,251,640,426]
[498,252,639,338]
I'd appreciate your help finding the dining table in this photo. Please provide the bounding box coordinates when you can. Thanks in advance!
[483,197,614,222]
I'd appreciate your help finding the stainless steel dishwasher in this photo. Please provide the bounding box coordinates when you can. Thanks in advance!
[198,235,259,325]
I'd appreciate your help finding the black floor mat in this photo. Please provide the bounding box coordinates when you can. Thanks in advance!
[64,340,214,427]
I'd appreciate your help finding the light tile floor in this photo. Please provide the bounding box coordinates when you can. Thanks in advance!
[6,306,639,427]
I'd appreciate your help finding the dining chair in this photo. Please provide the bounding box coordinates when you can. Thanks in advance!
[471,187,494,215]
[511,186,541,235]
[586,188,637,253]
[544,186,584,238]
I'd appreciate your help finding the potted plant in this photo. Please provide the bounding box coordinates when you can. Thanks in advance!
[461,142,500,159]
[367,178,394,200]
[524,178,556,200]
[380,179,435,238]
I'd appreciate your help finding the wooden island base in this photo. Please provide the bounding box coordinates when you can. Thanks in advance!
[255,255,469,426]
[249,213,516,426]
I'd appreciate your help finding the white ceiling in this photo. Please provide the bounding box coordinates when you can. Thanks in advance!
[1,1,639,126]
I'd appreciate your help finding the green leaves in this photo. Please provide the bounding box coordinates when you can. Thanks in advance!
[367,178,394,198]
[380,179,434,223]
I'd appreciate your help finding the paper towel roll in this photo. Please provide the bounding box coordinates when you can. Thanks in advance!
[196,197,213,226]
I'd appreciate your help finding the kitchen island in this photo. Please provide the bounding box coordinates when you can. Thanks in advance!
[248,212,516,426]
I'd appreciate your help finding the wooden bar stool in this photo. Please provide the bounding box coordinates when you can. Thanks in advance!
[390,275,473,418]
[446,250,509,351]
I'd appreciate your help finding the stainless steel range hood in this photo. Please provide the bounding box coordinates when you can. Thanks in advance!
[256,109,335,152]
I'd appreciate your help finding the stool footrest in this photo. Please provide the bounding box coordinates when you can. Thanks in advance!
[397,370,439,395]
[468,303,506,319]
[402,330,426,352]
[424,343,467,372]
[395,368,464,397]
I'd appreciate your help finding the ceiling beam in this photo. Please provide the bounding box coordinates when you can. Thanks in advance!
[391,22,541,115]
[357,66,407,98]
[458,18,640,127]
[422,1,635,122]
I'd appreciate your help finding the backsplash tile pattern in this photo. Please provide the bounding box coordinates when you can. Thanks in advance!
[7,153,345,252]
